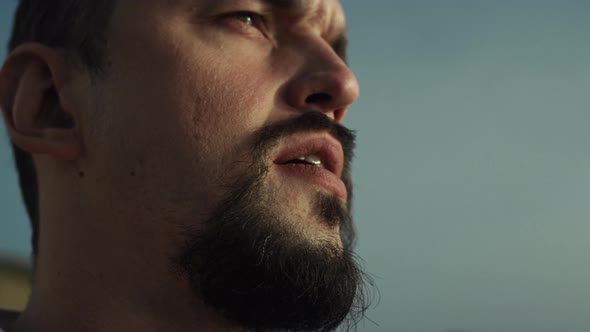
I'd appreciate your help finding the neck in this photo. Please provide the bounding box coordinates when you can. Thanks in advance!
[13,273,242,332]
[22,174,244,331]
[13,229,242,332]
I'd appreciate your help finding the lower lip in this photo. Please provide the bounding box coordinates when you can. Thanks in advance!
[274,163,348,201]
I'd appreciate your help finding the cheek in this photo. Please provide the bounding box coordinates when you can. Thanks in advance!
[86,17,283,216]
[169,47,275,165]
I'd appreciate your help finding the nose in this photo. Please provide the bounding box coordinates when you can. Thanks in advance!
[283,42,360,124]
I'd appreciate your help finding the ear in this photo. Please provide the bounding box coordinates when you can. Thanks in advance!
[0,43,82,161]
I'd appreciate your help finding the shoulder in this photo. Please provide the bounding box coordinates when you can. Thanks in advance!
[0,309,20,332]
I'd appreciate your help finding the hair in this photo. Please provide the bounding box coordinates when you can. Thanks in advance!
[7,0,116,257]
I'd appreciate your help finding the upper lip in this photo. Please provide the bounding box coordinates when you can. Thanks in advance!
[272,134,344,178]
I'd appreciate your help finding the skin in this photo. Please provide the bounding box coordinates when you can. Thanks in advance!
[0,0,359,331]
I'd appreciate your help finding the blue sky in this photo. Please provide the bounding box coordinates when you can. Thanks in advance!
[2,1,590,331]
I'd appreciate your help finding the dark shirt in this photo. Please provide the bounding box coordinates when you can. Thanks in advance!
[0,309,19,332]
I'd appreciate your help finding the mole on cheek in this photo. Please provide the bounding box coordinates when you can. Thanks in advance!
[78,171,85,178]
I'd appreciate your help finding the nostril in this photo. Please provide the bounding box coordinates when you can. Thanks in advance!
[305,93,332,105]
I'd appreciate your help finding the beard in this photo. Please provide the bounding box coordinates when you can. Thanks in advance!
[174,112,369,332]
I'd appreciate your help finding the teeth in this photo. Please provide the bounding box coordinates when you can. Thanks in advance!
[298,155,324,168]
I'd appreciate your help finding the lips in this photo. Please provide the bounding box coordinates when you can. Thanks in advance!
[273,136,344,177]
[272,135,347,200]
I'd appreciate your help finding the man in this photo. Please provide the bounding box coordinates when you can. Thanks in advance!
[0,0,369,331]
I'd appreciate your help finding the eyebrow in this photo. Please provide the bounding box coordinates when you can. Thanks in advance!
[208,0,349,62]
[260,0,307,10]
[208,0,306,11]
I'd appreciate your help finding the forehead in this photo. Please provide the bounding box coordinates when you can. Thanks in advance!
[167,0,347,31]
[175,0,344,12]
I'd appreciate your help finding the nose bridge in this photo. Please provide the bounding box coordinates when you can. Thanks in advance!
[283,35,359,122]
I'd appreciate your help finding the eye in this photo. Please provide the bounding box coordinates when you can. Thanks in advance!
[224,11,267,34]
[233,12,259,26]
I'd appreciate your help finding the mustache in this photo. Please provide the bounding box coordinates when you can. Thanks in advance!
[253,112,357,170]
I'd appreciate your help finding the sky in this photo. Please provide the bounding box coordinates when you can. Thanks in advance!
[1,1,590,331]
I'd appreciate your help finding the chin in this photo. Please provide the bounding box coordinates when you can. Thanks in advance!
[172,170,361,331]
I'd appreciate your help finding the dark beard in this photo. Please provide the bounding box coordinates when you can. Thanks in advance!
[174,113,368,331]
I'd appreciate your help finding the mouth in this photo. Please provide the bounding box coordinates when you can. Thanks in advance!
[272,135,347,201]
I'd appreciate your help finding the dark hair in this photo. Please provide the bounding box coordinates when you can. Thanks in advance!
[7,0,116,257]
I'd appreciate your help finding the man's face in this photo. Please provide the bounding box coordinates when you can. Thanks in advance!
[80,0,362,330]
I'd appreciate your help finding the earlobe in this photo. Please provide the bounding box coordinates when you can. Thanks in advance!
[0,43,82,161]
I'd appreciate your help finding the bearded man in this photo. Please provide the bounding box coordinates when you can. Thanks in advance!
[0,0,369,331]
